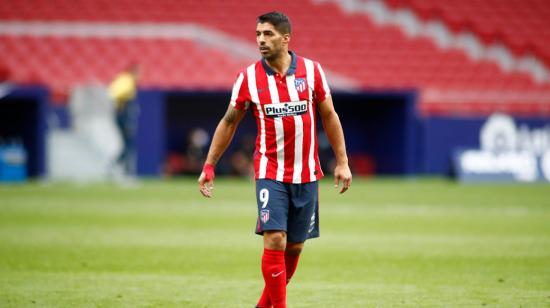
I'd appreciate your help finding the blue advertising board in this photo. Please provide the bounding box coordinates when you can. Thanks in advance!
[452,114,550,183]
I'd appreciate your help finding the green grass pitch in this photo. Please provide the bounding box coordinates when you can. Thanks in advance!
[1,177,549,307]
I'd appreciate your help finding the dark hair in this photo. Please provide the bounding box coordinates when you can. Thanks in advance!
[257,11,291,35]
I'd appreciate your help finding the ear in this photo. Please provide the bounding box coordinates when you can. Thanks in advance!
[282,33,291,45]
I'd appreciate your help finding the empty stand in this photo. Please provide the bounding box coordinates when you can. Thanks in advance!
[0,35,250,102]
[1,0,550,114]
[387,0,550,67]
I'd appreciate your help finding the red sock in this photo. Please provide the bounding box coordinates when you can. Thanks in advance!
[257,287,271,308]
[261,249,286,308]
[256,288,271,308]
[284,253,300,284]
[257,252,301,307]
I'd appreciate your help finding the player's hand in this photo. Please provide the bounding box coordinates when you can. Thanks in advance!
[334,163,352,194]
[198,163,215,198]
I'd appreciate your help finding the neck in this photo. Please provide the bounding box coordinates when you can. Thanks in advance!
[265,50,291,75]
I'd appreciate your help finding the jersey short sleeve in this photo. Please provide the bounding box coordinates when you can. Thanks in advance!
[230,71,250,110]
[313,62,331,104]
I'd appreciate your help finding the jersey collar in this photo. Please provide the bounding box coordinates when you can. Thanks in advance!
[261,51,297,76]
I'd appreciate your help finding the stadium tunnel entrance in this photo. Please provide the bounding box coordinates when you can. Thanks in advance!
[153,90,420,177]
[332,91,419,176]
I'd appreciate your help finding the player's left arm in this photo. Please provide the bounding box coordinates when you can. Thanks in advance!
[317,94,352,193]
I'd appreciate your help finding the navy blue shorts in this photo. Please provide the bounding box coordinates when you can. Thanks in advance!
[255,179,320,243]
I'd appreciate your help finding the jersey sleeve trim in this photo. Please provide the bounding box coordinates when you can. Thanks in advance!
[230,72,249,110]
[313,62,331,103]
[317,62,331,100]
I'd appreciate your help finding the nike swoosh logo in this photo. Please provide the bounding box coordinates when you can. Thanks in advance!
[272,270,285,278]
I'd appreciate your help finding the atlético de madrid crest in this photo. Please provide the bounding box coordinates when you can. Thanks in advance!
[260,209,270,223]
[294,78,306,93]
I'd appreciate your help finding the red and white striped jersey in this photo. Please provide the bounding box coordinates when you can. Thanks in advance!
[230,51,330,184]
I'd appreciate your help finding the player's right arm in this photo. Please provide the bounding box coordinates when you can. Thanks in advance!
[198,105,247,198]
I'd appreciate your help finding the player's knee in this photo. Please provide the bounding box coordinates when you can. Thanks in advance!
[264,231,286,250]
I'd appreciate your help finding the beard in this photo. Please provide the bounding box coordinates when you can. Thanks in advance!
[262,52,275,61]
[260,46,282,61]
